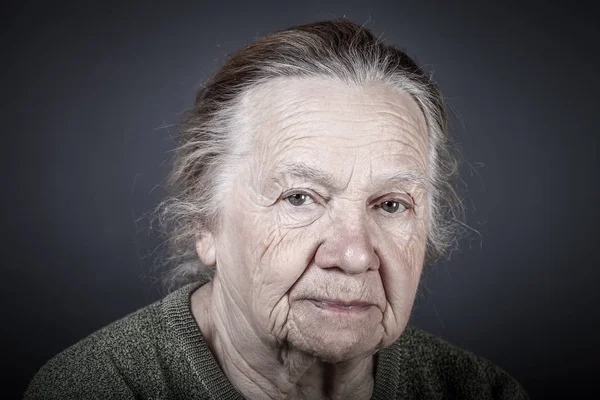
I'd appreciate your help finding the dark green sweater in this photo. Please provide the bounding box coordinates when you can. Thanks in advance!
[24,281,529,399]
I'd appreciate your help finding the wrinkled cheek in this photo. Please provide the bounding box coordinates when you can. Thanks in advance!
[250,227,310,336]
[252,227,302,284]
[398,235,426,296]
[380,232,427,346]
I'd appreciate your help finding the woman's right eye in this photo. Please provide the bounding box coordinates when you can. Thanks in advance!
[285,193,315,206]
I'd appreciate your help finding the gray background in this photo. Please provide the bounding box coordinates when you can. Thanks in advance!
[5,1,599,398]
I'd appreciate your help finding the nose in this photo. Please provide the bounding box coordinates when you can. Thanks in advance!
[314,219,380,275]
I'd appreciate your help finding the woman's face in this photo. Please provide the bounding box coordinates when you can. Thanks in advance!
[199,77,430,363]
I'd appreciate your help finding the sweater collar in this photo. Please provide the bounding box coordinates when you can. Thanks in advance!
[162,280,244,399]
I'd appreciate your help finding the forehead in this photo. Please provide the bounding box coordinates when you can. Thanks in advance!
[237,77,429,179]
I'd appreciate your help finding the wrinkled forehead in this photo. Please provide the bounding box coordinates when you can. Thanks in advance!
[234,77,430,174]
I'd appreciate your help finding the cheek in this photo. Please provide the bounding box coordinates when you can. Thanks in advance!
[246,223,321,338]
[251,225,312,299]
[378,219,427,345]
[382,208,427,275]
[383,230,425,301]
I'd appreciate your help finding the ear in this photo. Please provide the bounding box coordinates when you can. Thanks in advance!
[195,231,216,267]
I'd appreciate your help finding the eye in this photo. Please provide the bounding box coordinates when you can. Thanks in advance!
[377,200,407,214]
[285,192,315,207]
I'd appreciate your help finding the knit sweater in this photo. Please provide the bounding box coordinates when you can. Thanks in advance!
[24,281,529,399]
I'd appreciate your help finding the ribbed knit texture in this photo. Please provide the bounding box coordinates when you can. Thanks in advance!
[24,281,529,399]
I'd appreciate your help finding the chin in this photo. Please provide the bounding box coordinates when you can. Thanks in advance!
[301,330,382,363]
[285,302,385,363]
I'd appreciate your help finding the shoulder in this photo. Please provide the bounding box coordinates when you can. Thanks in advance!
[24,295,187,399]
[376,325,529,400]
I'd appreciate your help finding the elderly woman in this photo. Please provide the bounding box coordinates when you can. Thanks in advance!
[25,20,528,399]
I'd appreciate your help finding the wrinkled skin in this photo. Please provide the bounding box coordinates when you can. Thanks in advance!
[192,77,430,399]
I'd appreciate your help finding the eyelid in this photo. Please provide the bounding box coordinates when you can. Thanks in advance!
[376,192,414,204]
[281,189,322,205]
[373,193,415,212]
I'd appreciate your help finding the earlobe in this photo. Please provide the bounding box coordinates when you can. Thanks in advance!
[195,232,216,267]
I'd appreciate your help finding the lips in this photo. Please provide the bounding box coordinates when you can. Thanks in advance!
[309,299,373,311]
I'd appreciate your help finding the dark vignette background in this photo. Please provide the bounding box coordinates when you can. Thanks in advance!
[4,1,599,398]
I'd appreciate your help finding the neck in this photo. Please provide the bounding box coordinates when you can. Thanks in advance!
[191,280,376,400]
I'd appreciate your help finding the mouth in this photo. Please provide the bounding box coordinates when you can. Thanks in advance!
[308,299,374,312]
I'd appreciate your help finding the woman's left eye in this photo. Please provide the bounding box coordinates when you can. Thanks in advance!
[378,200,407,213]
[285,193,315,206]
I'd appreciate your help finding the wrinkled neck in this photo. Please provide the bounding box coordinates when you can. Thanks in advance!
[288,358,376,400]
[191,280,376,399]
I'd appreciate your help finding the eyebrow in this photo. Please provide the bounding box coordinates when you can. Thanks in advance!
[272,161,427,191]
[273,162,336,187]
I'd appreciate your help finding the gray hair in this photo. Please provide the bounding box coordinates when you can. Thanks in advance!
[156,19,463,292]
